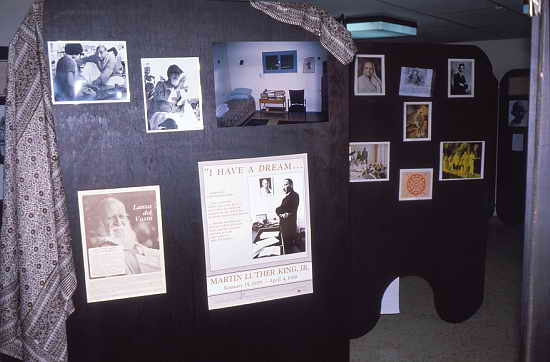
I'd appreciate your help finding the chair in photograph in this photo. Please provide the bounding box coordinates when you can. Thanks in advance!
[287,89,306,120]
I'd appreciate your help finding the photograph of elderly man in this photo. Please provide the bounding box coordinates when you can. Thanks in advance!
[355,55,385,95]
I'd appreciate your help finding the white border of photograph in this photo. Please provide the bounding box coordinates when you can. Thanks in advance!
[403,102,432,142]
[198,153,313,310]
[398,168,433,201]
[141,57,204,133]
[77,185,167,303]
[439,141,485,181]
[448,58,475,98]
[47,41,131,105]
[349,141,390,182]
[354,54,386,96]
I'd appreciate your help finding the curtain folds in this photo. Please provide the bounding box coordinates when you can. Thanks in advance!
[250,1,357,65]
[0,0,77,361]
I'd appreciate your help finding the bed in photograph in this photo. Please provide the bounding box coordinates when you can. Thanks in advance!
[216,88,256,127]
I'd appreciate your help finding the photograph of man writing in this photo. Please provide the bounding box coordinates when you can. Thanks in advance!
[141,58,203,132]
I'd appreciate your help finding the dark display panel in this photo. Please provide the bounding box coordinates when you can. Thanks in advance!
[349,41,497,337]
[44,0,350,361]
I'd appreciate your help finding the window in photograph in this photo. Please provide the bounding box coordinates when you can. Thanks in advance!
[213,41,328,127]
[262,50,297,73]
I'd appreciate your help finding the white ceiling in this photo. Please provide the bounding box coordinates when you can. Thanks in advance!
[0,0,531,46]
[310,0,531,42]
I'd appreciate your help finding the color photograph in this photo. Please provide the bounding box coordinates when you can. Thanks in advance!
[48,41,130,104]
[399,168,433,201]
[440,141,485,181]
[448,58,475,98]
[349,142,390,182]
[213,41,328,127]
[355,54,385,96]
[77,185,166,303]
[141,57,203,133]
[508,99,529,127]
[404,102,431,142]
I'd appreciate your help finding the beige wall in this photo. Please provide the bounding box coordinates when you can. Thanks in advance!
[452,38,531,82]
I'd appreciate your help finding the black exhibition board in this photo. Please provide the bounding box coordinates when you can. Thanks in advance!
[348,41,497,337]
[43,0,350,361]
[496,69,530,225]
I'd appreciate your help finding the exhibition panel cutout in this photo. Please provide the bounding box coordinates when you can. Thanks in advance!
[198,154,313,310]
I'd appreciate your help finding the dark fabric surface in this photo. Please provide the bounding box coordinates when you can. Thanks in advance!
[44,0,350,361]
[349,41,497,338]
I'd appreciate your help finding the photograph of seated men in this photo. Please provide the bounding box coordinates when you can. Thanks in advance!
[86,196,161,276]
[49,41,129,103]
[141,57,203,132]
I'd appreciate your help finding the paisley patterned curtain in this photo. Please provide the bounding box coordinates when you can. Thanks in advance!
[0,1,77,361]
[250,1,357,65]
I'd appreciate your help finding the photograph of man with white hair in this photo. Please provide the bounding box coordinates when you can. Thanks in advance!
[83,191,163,277]
[355,54,385,96]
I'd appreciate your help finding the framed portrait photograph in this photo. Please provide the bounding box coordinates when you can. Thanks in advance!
[303,56,315,73]
[399,67,433,97]
[77,185,167,303]
[47,41,130,105]
[403,102,431,142]
[349,142,390,182]
[141,57,204,133]
[448,58,475,98]
[354,54,385,96]
[508,99,529,127]
[399,168,433,201]
[439,141,485,181]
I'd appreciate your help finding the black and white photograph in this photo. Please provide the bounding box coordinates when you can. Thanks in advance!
[249,175,307,259]
[349,142,390,182]
[355,54,385,96]
[199,154,313,310]
[303,56,315,73]
[404,102,431,142]
[141,57,203,132]
[213,41,328,127]
[440,141,485,181]
[448,58,475,98]
[399,67,433,97]
[508,99,529,127]
[78,186,167,303]
[48,41,130,104]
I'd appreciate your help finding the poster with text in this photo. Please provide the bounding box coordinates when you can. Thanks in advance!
[77,185,167,303]
[198,154,313,310]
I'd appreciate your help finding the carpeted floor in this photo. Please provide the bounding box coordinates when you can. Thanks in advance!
[350,217,522,361]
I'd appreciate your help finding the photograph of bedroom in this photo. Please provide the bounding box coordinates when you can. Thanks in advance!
[214,41,329,127]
